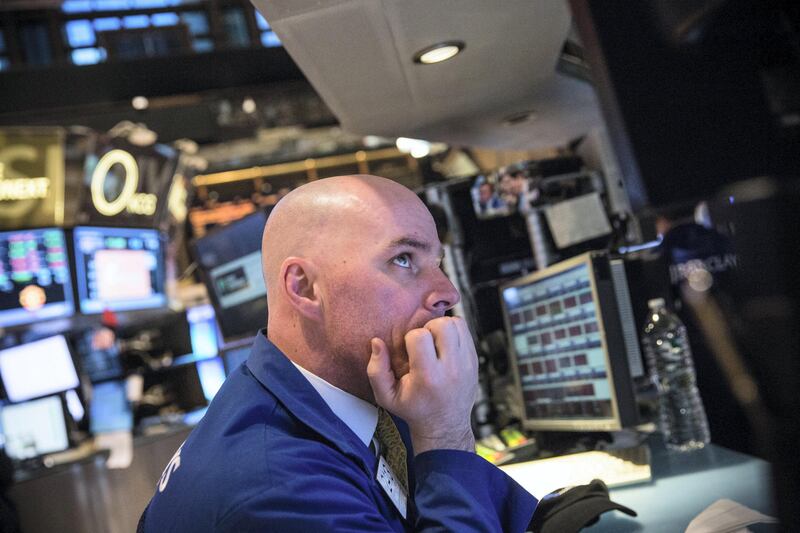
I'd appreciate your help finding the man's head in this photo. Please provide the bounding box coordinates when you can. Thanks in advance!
[478,182,493,203]
[262,175,460,401]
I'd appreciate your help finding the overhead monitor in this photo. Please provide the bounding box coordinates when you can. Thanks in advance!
[192,211,268,340]
[0,228,75,328]
[0,395,70,460]
[89,380,133,434]
[499,251,641,432]
[0,335,81,403]
[73,226,167,314]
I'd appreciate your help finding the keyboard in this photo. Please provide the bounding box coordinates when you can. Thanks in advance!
[499,445,652,499]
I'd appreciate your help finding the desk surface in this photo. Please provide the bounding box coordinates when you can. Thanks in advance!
[586,441,776,532]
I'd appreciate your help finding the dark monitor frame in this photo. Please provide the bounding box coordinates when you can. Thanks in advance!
[499,251,640,432]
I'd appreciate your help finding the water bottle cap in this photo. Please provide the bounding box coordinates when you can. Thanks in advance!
[648,298,665,309]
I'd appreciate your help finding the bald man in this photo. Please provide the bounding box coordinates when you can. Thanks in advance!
[140,176,537,532]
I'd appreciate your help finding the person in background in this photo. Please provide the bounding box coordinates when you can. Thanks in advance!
[139,175,537,532]
[476,181,505,216]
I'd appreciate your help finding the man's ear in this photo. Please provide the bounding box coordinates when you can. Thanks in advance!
[281,258,322,321]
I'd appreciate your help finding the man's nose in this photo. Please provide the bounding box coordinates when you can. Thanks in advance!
[424,267,461,315]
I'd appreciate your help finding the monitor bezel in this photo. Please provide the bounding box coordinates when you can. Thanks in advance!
[499,251,634,432]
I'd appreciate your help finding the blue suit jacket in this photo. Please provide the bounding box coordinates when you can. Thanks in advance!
[142,333,537,532]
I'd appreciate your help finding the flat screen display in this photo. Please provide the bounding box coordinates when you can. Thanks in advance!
[193,212,267,340]
[0,335,80,403]
[73,226,166,313]
[0,228,75,328]
[0,395,69,460]
[500,252,640,432]
[502,262,614,422]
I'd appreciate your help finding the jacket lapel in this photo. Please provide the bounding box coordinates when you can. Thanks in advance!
[244,332,377,475]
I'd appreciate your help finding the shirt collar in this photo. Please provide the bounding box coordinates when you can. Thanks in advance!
[291,361,378,448]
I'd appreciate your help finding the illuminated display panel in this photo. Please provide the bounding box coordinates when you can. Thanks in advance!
[192,211,267,340]
[89,380,133,434]
[73,226,166,314]
[500,252,638,432]
[0,228,75,328]
[0,335,80,403]
[0,396,70,460]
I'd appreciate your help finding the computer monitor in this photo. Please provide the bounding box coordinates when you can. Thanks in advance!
[499,251,642,432]
[89,380,133,434]
[0,335,81,403]
[73,226,167,314]
[0,228,75,328]
[0,395,70,460]
[192,211,268,340]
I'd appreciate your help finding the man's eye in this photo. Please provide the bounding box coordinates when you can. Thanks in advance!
[392,253,412,268]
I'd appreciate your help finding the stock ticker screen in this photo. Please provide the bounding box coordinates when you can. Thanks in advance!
[501,261,615,423]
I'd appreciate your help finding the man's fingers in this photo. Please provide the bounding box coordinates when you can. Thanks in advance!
[405,328,438,376]
[453,318,479,375]
[367,338,397,408]
[424,317,461,361]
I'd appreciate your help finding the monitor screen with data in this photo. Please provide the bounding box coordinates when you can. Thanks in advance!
[73,226,166,314]
[500,252,640,432]
[0,228,75,328]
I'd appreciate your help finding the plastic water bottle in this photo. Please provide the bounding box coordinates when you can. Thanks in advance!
[643,298,710,451]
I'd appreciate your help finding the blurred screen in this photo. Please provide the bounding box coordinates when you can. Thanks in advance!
[89,380,133,433]
[0,335,80,403]
[193,212,267,340]
[73,226,166,313]
[196,357,226,402]
[1,396,69,460]
[0,228,74,328]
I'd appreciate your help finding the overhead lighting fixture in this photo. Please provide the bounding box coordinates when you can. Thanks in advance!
[131,96,149,110]
[242,97,257,114]
[413,41,464,65]
[396,137,431,159]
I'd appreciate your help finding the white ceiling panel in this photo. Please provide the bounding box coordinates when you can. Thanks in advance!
[253,0,602,149]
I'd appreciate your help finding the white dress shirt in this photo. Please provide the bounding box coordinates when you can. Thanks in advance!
[291,361,379,448]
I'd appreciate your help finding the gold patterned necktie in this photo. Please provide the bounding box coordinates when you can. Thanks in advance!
[374,407,408,493]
